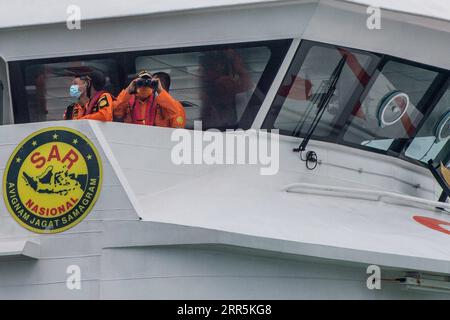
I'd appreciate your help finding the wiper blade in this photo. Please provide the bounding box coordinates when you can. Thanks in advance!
[294,55,347,153]
[292,83,328,138]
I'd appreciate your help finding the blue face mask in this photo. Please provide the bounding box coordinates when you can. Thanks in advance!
[70,85,81,98]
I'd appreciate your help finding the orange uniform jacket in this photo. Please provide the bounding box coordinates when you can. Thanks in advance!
[76,92,114,121]
[63,103,82,120]
[114,89,186,128]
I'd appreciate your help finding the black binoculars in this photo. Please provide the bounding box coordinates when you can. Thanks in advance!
[136,78,158,90]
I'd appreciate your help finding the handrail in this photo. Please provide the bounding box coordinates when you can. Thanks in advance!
[282,183,450,212]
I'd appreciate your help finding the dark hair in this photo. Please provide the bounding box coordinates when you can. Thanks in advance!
[200,51,231,75]
[87,70,106,91]
[153,72,171,91]
[78,69,106,91]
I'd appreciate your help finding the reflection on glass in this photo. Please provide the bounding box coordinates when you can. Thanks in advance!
[266,40,449,166]
[405,89,450,163]
[378,91,409,127]
[343,61,438,151]
[136,47,271,129]
[273,46,374,137]
[24,60,120,122]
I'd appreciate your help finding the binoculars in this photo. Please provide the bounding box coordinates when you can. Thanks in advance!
[136,78,159,90]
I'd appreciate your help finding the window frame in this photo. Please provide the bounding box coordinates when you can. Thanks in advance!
[337,55,449,161]
[262,39,450,168]
[262,40,383,139]
[8,39,292,129]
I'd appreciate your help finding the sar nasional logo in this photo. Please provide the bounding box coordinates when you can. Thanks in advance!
[3,127,102,234]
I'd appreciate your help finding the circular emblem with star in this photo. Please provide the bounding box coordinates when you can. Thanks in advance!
[2,127,102,234]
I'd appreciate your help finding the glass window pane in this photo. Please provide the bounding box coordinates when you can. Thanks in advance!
[24,60,120,122]
[271,45,374,137]
[11,41,290,127]
[342,61,438,151]
[405,88,450,163]
[136,47,272,129]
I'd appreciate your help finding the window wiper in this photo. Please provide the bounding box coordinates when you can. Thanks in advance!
[294,56,347,153]
[292,82,328,138]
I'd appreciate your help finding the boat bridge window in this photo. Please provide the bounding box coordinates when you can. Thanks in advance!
[269,42,380,138]
[342,60,438,152]
[263,40,450,167]
[21,59,121,122]
[8,40,291,130]
[135,47,272,130]
[405,86,450,163]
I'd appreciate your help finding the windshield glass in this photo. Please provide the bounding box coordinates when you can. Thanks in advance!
[264,40,449,167]
[405,87,450,163]
[135,46,272,129]
[342,60,438,151]
[269,43,378,137]
[9,40,291,129]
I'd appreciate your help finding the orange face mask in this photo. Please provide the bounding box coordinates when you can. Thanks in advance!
[136,87,153,99]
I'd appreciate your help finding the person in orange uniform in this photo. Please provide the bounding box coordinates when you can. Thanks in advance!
[64,70,113,121]
[113,71,185,128]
